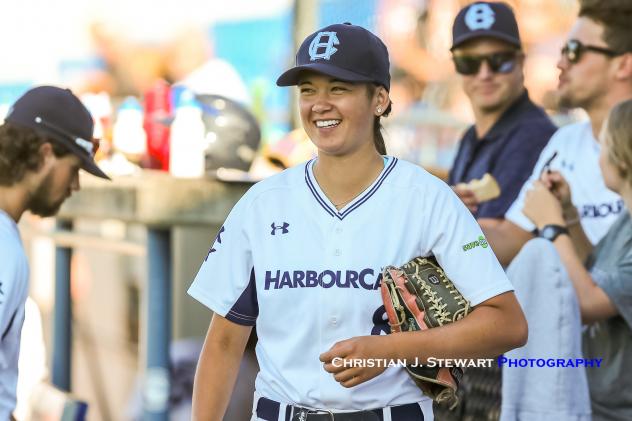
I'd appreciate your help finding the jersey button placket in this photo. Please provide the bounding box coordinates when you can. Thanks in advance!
[333,222,343,257]
[321,219,348,402]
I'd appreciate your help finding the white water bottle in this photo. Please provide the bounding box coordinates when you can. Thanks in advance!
[112,97,147,162]
[169,90,206,178]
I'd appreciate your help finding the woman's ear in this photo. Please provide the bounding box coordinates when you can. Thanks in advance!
[375,86,391,116]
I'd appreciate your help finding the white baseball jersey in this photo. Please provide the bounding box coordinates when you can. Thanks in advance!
[189,157,513,411]
[0,210,29,419]
[505,121,624,244]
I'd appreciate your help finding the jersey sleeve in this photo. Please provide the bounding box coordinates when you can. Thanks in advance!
[0,246,27,416]
[187,194,258,326]
[505,130,562,232]
[0,260,21,347]
[419,180,513,306]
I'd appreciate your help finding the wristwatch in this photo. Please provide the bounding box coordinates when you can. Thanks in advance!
[539,224,569,242]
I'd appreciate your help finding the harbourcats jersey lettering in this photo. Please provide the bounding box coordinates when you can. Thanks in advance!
[580,200,624,219]
[264,268,382,290]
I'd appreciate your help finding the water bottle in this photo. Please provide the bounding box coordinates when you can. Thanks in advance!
[112,97,147,164]
[143,80,172,171]
[169,89,206,178]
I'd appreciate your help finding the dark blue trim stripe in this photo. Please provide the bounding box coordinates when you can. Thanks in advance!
[1,310,17,341]
[225,268,258,326]
[340,157,398,218]
[304,159,337,218]
[304,157,399,220]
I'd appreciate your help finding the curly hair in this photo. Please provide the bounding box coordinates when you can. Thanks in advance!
[605,99,632,186]
[579,0,632,53]
[0,122,71,186]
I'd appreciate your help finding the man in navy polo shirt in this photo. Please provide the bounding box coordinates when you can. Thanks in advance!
[449,2,556,225]
[438,3,557,420]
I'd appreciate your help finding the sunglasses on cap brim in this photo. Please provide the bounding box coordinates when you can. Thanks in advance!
[452,51,521,76]
[35,117,99,156]
[561,39,623,64]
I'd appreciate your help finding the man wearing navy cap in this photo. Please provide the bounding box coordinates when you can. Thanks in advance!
[449,2,556,231]
[0,86,109,419]
[439,3,557,420]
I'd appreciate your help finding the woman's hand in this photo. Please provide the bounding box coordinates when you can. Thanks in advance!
[319,335,391,388]
[523,180,566,229]
[540,171,574,213]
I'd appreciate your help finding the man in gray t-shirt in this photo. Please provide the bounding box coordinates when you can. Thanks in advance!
[584,211,632,421]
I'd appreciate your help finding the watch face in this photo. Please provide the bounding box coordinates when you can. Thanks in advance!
[541,225,567,241]
[542,226,555,240]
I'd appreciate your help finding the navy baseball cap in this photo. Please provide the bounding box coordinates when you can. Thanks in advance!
[451,2,521,51]
[277,22,390,91]
[5,86,110,179]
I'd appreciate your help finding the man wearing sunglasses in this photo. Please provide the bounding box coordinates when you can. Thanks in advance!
[0,86,110,420]
[485,1,631,420]
[486,0,632,267]
[437,3,557,420]
[448,2,556,229]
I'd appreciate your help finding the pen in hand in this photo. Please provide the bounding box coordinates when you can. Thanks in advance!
[540,151,558,176]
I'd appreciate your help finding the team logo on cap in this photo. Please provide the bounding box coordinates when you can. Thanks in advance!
[465,3,495,30]
[308,31,339,61]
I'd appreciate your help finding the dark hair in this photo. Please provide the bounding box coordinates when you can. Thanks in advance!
[579,0,632,53]
[0,123,71,186]
[366,84,392,155]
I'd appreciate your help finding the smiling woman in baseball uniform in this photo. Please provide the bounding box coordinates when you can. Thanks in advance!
[188,23,527,421]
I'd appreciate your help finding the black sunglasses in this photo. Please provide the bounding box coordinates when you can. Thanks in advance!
[561,39,622,64]
[34,116,98,156]
[453,51,520,76]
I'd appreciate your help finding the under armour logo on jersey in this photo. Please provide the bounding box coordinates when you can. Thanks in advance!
[308,31,339,61]
[465,3,495,30]
[205,226,225,261]
[271,222,289,235]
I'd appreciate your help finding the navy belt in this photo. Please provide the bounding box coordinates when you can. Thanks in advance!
[256,397,424,421]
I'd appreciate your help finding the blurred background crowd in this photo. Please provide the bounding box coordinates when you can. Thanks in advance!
[0,0,588,420]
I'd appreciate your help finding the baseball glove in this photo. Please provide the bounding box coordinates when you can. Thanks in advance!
[380,256,471,408]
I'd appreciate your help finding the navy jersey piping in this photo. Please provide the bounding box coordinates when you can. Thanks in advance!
[304,157,398,220]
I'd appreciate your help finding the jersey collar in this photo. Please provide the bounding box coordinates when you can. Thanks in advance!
[304,156,398,220]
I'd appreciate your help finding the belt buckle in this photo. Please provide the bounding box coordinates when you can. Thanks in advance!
[293,408,335,421]
[307,408,335,420]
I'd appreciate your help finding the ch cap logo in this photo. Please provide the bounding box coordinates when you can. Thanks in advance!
[308,31,339,61]
[271,222,290,235]
[465,3,495,30]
